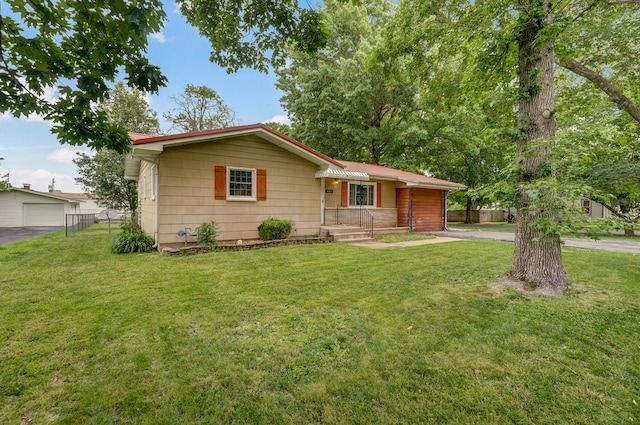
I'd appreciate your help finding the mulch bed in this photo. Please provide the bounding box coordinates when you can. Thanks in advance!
[161,237,333,256]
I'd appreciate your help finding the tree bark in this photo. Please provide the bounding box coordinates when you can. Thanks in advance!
[559,58,640,124]
[509,1,570,291]
[465,196,473,224]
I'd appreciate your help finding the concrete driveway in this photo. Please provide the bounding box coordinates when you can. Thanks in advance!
[0,227,64,246]
[428,230,640,254]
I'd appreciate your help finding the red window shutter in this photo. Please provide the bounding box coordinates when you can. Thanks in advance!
[376,182,382,208]
[257,169,267,201]
[341,181,348,206]
[214,166,226,200]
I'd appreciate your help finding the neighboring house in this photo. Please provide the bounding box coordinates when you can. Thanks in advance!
[0,185,81,227]
[580,198,613,219]
[125,124,465,247]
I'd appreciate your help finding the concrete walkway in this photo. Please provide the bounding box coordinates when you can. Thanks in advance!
[350,236,462,249]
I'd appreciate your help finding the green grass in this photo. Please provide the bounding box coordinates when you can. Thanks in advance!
[1,225,639,424]
[374,233,436,243]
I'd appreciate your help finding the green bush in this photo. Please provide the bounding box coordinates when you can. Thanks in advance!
[258,218,293,241]
[111,221,155,254]
[197,221,219,246]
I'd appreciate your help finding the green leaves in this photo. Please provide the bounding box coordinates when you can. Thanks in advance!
[277,0,418,165]
[177,0,327,73]
[1,0,167,151]
[163,84,238,133]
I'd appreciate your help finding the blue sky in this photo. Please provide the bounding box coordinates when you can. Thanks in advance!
[0,1,290,193]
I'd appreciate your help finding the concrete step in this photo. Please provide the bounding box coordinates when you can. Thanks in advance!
[372,227,410,235]
[322,225,375,243]
[332,232,375,243]
[332,231,370,240]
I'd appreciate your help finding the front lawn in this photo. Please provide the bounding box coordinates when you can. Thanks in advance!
[0,226,638,424]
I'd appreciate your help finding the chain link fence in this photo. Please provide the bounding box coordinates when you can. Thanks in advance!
[66,214,95,236]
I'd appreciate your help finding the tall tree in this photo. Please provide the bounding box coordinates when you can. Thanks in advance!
[1,0,327,150]
[97,82,161,135]
[390,0,640,292]
[74,149,137,219]
[276,0,418,165]
[164,84,238,133]
[74,82,162,216]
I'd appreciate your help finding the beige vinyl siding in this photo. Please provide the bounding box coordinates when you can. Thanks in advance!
[156,135,322,245]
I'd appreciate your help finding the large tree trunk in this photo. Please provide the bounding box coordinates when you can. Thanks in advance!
[508,1,570,292]
[465,196,473,224]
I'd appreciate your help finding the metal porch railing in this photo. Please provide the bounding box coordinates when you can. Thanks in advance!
[335,205,374,237]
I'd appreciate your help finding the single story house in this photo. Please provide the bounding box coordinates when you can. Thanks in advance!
[125,124,466,247]
[0,185,81,227]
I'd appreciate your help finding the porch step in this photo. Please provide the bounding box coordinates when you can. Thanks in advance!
[321,225,375,243]
[372,227,410,235]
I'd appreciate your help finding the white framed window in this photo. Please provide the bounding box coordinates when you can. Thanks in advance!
[227,167,256,201]
[348,182,375,207]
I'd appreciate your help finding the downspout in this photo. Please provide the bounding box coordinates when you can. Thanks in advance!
[151,161,159,249]
[320,177,326,226]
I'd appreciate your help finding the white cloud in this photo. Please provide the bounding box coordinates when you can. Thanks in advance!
[1,112,12,121]
[150,32,168,43]
[265,115,291,125]
[9,169,83,193]
[47,147,90,164]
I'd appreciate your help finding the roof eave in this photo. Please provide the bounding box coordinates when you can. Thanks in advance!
[130,124,342,170]
[403,181,467,191]
[10,188,81,203]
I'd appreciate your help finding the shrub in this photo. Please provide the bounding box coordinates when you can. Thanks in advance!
[111,221,155,254]
[258,218,293,241]
[197,221,219,246]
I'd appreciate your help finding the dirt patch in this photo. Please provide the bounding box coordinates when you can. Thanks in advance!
[491,276,567,297]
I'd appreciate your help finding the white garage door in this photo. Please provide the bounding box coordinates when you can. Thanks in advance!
[23,203,65,226]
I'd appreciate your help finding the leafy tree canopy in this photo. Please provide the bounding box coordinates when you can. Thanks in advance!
[277,0,418,165]
[97,81,161,136]
[164,84,238,133]
[176,0,327,73]
[1,0,327,151]
[0,0,167,152]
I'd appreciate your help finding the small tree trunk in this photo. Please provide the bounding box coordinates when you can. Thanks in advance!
[624,227,636,237]
[465,196,473,224]
[508,1,569,292]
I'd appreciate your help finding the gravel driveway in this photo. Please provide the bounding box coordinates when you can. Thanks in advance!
[0,227,64,246]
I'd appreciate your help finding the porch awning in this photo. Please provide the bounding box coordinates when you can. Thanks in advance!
[315,168,370,181]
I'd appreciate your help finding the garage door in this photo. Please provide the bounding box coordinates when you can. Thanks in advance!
[23,203,65,226]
